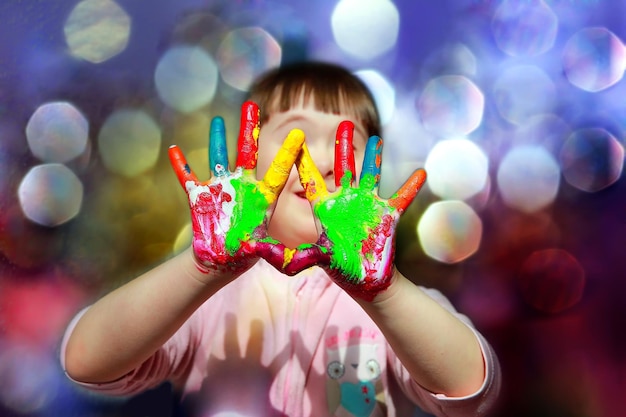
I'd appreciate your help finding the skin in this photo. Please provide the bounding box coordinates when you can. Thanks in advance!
[292,121,427,301]
[64,97,487,399]
[169,101,304,277]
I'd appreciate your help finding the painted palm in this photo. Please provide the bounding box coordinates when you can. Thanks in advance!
[295,121,427,301]
[169,101,304,274]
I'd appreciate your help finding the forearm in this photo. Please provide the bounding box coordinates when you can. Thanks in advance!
[356,268,485,397]
[64,248,235,383]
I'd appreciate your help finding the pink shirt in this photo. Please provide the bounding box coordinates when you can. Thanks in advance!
[61,260,500,417]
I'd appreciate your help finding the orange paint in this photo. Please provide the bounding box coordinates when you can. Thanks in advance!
[389,168,427,212]
[297,143,328,202]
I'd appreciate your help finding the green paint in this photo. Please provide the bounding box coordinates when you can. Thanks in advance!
[314,172,385,282]
[259,236,280,244]
[225,178,269,254]
[296,243,328,253]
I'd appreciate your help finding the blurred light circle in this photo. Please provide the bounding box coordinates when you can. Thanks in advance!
[513,114,570,155]
[491,0,558,57]
[560,128,624,192]
[422,43,478,78]
[331,0,399,60]
[519,248,585,314]
[25,102,88,163]
[417,75,484,137]
[217,27,282,91]
[497,145,560,213]
[562,27,626,92]
[0,344,59,414]
[493,65,556,125]
[378,101,435,199]
[98,109,161,177]
[155,45,219,113]
[424,138,489,200]
[18,164,83,227]
[64,0,131,63]
[380,161,424,200]
[354,69,395,125]
[417,200,483,264]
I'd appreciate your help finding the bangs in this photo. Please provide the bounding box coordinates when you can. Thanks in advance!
[248,62,381,137]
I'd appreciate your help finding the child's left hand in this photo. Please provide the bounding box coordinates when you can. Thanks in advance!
[293,121,427,301]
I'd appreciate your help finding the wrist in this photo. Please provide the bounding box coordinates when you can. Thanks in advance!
[180,247,243,287]
[356,266,404,306]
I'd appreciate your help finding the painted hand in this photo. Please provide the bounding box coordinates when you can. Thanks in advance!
[169,101,305,277]
[294,121,427,301]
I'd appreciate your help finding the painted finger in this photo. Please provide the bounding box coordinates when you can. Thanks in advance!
[169,145,199,189]
[359,135,383,191]
[209,116,229,176]
[334,120,356,188]
[284,244,332,276]
[296,143,328,202]
[235,101,261,170]
[259,128,305,204]
[388,168,427,213]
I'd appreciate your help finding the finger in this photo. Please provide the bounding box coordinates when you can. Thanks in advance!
[388,168,427,213]
[168,145,199,188]
[359,135,383,191]
[259,128,305,204]
[334,120,356,188]
[297,143,328,202]
[284,244,332,276]
[209,116,229,176]
[235,101,261,171]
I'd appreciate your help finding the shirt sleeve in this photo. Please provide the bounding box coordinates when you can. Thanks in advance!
[386,287,502,417]
[59,300,215,397]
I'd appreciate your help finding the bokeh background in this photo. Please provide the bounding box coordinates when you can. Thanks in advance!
[1,0,625,416]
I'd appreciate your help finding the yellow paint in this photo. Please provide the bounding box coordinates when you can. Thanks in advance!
[259,128,305,203]
[297,143,328,202]
[283,247,296,268]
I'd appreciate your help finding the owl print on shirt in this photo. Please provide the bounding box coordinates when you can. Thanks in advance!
[325,329,386,417]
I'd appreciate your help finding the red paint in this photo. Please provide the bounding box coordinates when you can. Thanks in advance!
[361,214,393,257]
[236,101,260,170]
[335,120,356,187]
[191,185,232,264]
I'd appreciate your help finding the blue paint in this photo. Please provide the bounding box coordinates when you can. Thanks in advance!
[359,135,382,188]
[209,116,229,176]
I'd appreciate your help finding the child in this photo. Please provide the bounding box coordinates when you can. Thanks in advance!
[61,62,501,417]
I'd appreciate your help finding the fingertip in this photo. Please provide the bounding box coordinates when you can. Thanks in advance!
[338,120,355,134]
[287,128,305,143]
[285,129,306,152]
[210,116,225,134]
[168,144,183,160]
[242,100,259,113]
[414,168,427,186]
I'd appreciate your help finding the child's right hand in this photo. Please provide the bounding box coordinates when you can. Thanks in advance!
[169,101,305,280]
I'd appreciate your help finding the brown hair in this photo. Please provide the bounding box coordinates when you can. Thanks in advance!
[247,61,381,137]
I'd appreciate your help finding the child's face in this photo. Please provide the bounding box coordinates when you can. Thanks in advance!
[256,97,368,248]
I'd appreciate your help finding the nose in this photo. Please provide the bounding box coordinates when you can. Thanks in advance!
[306,140,335,183]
